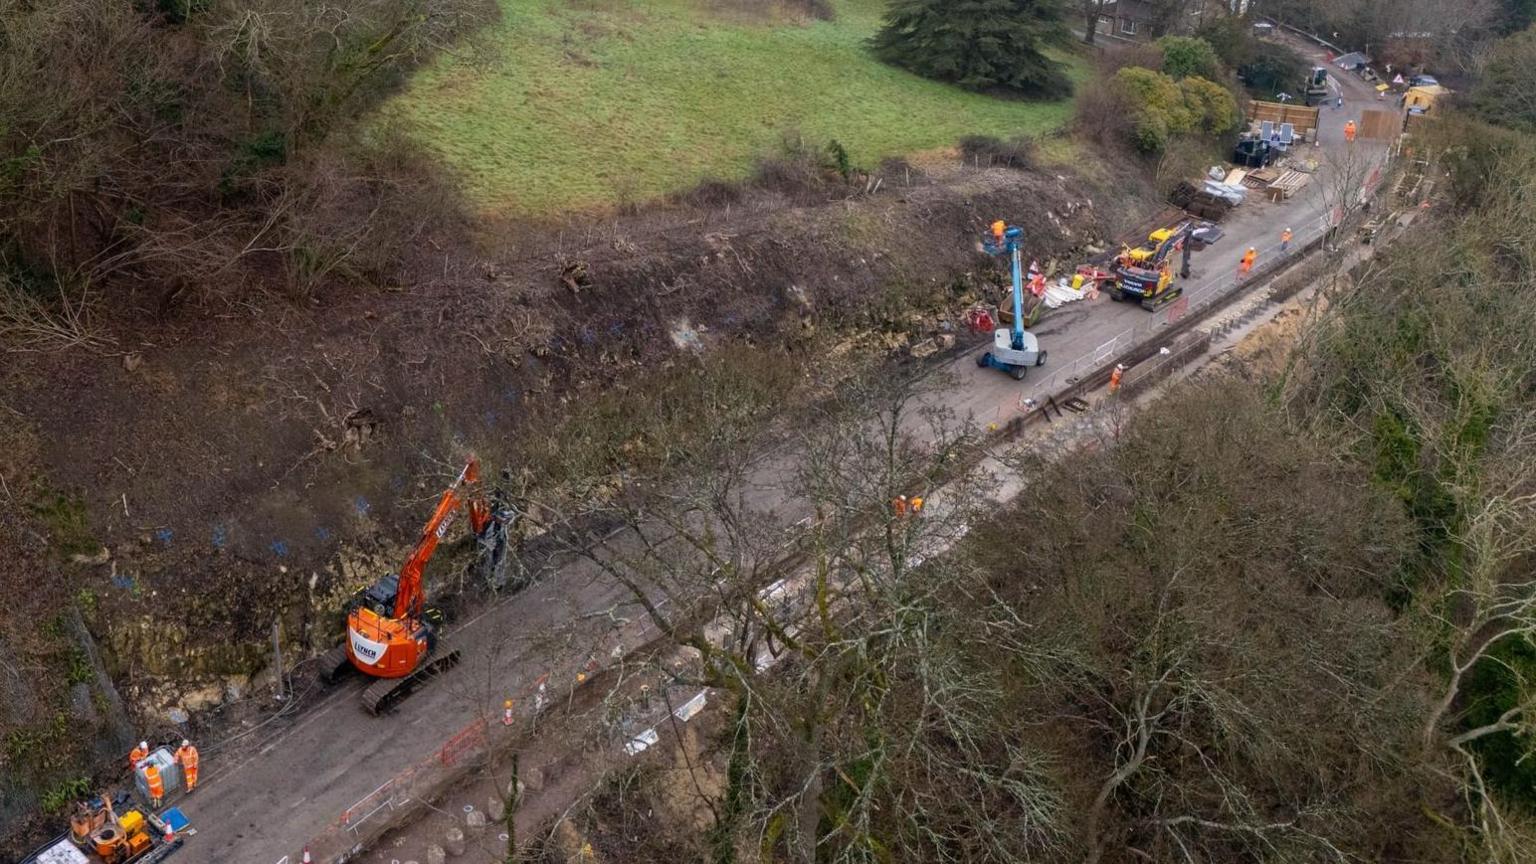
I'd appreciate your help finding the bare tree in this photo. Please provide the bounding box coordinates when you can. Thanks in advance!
[1081,0,1112,44]
[560,369,1070,863]
[1310,141,1377,252]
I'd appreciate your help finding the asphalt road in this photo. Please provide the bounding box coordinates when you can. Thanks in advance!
[173,42,1389,864]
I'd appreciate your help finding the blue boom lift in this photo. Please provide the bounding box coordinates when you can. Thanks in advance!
[976,221,1047,380]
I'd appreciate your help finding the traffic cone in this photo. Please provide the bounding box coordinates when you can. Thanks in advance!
[302,847,312,864]
[502,699,514,726]
[163,822,175,844]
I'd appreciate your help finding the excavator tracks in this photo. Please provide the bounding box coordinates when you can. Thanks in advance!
[318,644,355,685]
[360,647,462,715]
[1141,286,1184,312]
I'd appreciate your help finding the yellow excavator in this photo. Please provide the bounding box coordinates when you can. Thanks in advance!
[1109,221,1219,311]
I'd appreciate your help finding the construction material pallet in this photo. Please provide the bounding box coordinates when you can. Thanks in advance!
[1266,170,1308,200]
[1242,167,1280,189]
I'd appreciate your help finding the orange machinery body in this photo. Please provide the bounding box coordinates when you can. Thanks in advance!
[345,605,433,679]
[344,458,489,679]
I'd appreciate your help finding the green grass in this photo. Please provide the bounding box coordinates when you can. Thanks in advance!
[386,0,1082,214]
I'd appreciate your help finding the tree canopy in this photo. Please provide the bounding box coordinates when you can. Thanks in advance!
[871,0,1072,99]
[1472,26,1536,131]
[1156,35,1221,81]
[1113,67,1237,152]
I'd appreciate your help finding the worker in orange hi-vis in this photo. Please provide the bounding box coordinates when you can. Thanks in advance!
[175,739,200,793]
[892,495,908,517]
[1239,246,1257,278]
[910,496,925,515]
[991,220,1006,245]
[1108,363,1125,394]
[1344,120,1357,143]
[1281,227,1294,252]
[145,762,165,809]
[129,740,148,771]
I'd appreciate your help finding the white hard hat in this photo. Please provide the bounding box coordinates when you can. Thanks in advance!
[181,739,190,748]
[139,740,148,751]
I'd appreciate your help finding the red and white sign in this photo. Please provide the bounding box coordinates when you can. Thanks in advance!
[1166,295,1189,324]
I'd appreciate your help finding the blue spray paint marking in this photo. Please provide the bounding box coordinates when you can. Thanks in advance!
[112,571,134,590]
[270,539,289,558]
[483,409,500,427]
[354,495,371,515]
[579,325,596,346]
[211,525,228,550]
[502,386,521,404]
[314,526,332,542]
[608,321,625,337]
[155,528,173,546]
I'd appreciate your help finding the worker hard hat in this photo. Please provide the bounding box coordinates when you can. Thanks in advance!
[181,739,190,748]
[139,741,148,751]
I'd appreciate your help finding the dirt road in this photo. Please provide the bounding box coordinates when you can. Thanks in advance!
[173,48,1390,864]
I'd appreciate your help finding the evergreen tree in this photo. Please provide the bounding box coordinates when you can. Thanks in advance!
[870,0,1071,99]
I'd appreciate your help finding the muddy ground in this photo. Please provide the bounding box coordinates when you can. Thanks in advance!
[0,147,1153,853]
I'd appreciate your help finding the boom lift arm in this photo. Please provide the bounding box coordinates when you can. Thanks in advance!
[975,220,1047,380]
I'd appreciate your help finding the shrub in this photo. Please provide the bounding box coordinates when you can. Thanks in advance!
[1156,35,1221,81]
[673,177,745,209]
[1073,74,1134,145]
[957,134,1037,170]
[1237,40,1308,100]
[1194,15,1254,68]
[1112,67,1236,153]
[1179,76,1240,135]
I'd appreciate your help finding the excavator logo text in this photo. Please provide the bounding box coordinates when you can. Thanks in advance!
[349,628,388,666]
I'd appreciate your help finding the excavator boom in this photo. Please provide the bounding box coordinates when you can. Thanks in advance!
[392,459,481,620]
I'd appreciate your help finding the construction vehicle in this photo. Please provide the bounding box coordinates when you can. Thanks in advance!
[1109,221,1209,311]
[1303,66,1330,106]
[320,457,515,714]
[975,221,1047,380]
[21,791,182,864]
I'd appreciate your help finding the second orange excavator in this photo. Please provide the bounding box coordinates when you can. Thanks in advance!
[321,456,511,713]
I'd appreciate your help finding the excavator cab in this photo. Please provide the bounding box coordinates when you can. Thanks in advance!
[357,573,400,614]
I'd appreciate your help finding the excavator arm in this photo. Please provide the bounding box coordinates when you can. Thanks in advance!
[1149,221,1200,279]
[392,458,486,620]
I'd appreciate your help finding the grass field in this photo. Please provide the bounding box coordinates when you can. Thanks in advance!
[387,0,1084,215]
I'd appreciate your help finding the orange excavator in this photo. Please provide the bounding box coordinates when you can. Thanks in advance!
[321,456,507,713]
